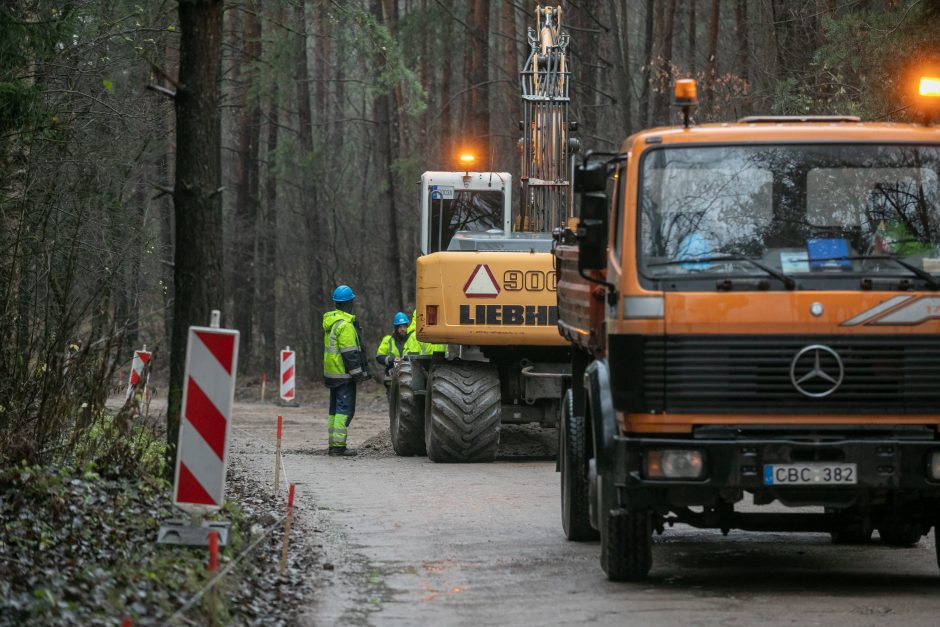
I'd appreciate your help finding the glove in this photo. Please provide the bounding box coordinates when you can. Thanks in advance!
[353,368,372,383]
[385,355,396,367]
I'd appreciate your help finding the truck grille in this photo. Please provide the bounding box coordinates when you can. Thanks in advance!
[608,334,940,415]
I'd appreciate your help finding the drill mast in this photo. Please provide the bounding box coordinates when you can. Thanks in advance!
[519,5,575,233]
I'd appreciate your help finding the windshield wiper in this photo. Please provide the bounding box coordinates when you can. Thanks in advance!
[647,256,796,290]
[811,255,940,291]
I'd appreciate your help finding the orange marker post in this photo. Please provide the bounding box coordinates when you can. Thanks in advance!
[279,484,295,575]
[274,415,283,495]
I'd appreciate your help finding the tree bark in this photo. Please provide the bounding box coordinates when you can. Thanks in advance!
[464,0,490,148]
[259,4,281,381]
[232,0,262,373]
[168,0,225,471]
[375,0,405,310]
[654,0,678,125]
[640,0,655,127]
[688,0,697,75]
[736,0,749,111]
[705,0,720,104]
[295,0,325,375]
[610,0,633,133]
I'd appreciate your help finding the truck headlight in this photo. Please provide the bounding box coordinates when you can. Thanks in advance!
[930,452,940,480]
[645,449,705,480]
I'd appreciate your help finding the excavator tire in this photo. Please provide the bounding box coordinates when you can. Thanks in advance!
[425,362,500,463]
[389,359,426,456]
[561,390,599,541]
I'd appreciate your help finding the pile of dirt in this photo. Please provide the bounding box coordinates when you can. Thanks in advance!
[358,428,395,458]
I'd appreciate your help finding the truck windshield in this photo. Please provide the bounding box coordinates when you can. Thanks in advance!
[639,144,940,286]
[428,190,504,253]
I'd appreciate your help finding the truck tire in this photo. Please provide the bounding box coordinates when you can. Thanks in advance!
[561,390,598,541]
[600,508,653,582]
[878,523,923,547]
[425,362,500,463]
[935,526,940,570]
[830,524,873,544]
[389,360,426,457]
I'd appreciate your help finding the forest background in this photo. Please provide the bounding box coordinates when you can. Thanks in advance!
[2,0,940,465]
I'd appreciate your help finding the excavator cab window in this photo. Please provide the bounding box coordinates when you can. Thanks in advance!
[428,190,504,253]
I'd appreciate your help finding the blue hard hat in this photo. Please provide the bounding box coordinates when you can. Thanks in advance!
[393,311,409,326]
[332,285,356,302]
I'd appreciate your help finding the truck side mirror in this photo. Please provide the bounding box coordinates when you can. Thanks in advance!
[574,161,608,193]
[578,192,608,271]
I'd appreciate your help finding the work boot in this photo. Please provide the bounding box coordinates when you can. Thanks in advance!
[328,447,357,457]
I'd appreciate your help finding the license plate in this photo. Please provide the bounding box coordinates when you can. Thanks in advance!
[763,463,857,485]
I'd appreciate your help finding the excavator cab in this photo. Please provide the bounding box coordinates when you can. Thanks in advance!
[419,170,516,254]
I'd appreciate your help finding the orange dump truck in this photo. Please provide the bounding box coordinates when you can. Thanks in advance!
[555,78,940,580]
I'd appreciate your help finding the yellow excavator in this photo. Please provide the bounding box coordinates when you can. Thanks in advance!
[389,5,579,462]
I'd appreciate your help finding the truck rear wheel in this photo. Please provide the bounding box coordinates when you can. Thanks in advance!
[600,507,652,582]
[390,360,426,457]
[425,362,500,463]
[561,390,598,541]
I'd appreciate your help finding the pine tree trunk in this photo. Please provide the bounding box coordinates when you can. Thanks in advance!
[641,0,655,127]
[705,0,720,106]
[258,4,281,381]
[168,0,225,472]
[295,0,325,375]
[233,0,262,373]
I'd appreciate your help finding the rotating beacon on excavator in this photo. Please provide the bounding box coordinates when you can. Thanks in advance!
[388,5,580,462]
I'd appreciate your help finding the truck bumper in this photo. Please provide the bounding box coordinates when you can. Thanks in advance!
[612,434,940,513]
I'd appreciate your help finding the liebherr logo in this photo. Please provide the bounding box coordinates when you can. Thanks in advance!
[842,296,940,326]
[459,304,558,326]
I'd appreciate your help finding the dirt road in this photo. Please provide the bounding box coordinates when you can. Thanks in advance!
[231,387,940,626]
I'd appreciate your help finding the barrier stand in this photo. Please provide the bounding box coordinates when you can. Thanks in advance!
[274,415,283,496]
[279,484,296,575]
[261,372,267,403]
[207,530,219,625]
[158,309,240,547]
[125,344,152,403]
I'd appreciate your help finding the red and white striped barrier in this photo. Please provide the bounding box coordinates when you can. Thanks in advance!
[280,347,295,402]
[173,325,240,513]
[125,346,152,401]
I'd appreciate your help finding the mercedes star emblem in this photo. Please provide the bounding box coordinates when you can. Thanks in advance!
[789,344,844,398]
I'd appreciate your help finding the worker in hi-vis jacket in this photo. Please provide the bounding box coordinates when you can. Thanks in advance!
[322,285,370,457]
[376,311,409,391]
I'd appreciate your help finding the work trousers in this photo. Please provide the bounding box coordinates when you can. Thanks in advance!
[328,381,357,449]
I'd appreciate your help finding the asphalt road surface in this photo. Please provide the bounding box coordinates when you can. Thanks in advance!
[232,391,940,627]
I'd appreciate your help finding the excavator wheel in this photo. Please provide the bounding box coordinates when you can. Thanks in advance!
[425,362,500,463]
[561,389,599,541]
[389,359,426,456]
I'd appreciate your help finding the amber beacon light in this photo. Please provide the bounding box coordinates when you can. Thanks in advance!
[672,79,698,128]
[920,76,940,98]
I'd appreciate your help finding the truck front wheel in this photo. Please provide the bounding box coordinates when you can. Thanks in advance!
[389,360,426,456]
[560,390,598,541]
[425,362,501,463]
[600,507,653,581]
[878,523,924,547]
